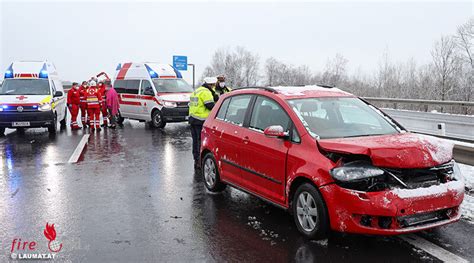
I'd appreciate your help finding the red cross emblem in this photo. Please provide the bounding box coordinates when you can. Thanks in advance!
[16,95,28,100]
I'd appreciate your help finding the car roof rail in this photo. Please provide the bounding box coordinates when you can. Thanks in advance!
[317,84,334,89]
[235,86,279,93]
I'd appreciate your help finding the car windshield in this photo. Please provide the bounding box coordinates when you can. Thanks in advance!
[152,79,193,93]
[0,79,50,95]
[288,97,400,139]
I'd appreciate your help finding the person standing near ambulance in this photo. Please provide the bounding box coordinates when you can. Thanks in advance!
[86,81,102,132]
[79,81,89,128]
[105,84,120,129]
[97,81,108,127]
[188,77,218,169]
[67,82,81,130]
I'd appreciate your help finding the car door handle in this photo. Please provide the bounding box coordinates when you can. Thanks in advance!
[211,126,216,134]
[243,136,250,144]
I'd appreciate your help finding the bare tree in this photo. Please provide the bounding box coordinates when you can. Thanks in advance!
[431,36,461,101]
[201,46,260,88]
[321,53,348,86]
[454,18,474,68]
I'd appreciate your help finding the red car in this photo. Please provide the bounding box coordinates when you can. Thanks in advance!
[200,85,465,239]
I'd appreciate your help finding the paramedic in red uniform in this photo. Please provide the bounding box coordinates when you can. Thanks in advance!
[86,81,102,132]
[79,81,89,128]
[97,81,108,127]
[67,82,81,130]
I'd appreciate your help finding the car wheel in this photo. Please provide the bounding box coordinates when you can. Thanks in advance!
[0,127,4,136]
[150,110,166,128]
[48,114,57,135]
[293,183,329,239]
[60,108,67,129]
[202,152,226,192]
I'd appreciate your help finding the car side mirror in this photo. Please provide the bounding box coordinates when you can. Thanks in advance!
[54,91,63,97]
[264,125,289,139]
[143,89,155,96]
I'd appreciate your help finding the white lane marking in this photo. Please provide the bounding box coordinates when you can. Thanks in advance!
[68,134,90,163]
[399,234,468,263]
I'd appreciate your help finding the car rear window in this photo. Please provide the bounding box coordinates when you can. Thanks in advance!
[219,95,252,126]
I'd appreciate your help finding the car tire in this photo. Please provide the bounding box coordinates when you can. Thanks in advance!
[60,108,67,129]
[0,127,4,136]
[150,109,166,129]
[202,152,226,192]
[48,114,57,135]
[292,183,329,240]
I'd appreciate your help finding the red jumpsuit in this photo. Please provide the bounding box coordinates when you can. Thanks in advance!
[86,86,102,131]
[67,87,81,130]
[79,85,89,127]
[98,83,108,126]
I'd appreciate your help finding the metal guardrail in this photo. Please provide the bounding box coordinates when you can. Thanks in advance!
[453,145,474,166]
[363,97,474,107]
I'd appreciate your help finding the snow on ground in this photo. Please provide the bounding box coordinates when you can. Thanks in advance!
[459,163,474,222]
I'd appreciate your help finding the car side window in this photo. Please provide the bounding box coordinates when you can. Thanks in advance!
[223,95,252,126]
[50,81,57,95]
[249,96,290,132]
[140,80,153,95]
[216,97,231,120]
[291,126,301,143]
[126,80,140,94]
[114,80,126,94]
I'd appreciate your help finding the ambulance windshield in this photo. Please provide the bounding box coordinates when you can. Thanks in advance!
[0,79,50,95]
[152,79,193,93]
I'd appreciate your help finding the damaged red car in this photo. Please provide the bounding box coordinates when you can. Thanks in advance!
[200,85,465,239]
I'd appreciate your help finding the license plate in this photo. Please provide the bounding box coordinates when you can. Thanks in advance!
[12,121,30,127]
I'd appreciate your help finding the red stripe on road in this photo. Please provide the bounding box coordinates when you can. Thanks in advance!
[116,63,132,80]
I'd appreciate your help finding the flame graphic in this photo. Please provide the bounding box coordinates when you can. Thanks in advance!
[44,223,62,252]
[44,223,56,241]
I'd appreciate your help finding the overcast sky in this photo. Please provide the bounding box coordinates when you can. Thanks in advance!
[1,1,472,84]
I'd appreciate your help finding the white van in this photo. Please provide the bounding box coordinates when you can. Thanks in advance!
[0,61,67,135]
[113,62,193,128]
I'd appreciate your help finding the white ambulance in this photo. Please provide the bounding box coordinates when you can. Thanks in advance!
[0,61,67,135]
[113,62,193,128]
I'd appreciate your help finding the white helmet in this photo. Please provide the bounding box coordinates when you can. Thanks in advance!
[203,77,217,85]
[89,80,97,86]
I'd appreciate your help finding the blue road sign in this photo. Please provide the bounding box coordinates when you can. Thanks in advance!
[173,56,187,71]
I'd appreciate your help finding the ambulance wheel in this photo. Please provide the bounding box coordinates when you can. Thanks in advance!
[151,110,166,128]
[117,112,124,125]
[48,114,57,135]
[60,108,67,129]
[0,127,4,136]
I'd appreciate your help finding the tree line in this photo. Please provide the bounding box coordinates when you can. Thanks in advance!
[202,19,473,114]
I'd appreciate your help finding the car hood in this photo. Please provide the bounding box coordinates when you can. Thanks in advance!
[317,133,453,168]
[156,93,191,102]
[0,95,52,104]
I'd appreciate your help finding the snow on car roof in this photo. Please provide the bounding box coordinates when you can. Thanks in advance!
[273,85,354,99]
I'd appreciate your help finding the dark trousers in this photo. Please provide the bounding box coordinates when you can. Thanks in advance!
[190,124,203,162]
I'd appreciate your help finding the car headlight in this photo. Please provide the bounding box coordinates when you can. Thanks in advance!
[38,103,52,111]
[330,164,385,182]
[163,101,177,108]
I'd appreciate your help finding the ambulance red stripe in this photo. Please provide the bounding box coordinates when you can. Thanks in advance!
[116,63,132,80]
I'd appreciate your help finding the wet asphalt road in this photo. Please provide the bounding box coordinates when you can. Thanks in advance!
[0,121,473,262]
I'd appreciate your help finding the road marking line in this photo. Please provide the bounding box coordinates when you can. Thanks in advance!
[399,234,468,263]
[68,134,90,163]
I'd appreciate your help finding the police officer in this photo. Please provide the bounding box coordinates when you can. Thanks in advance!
[215,75,232,96]
[189,77,218,169]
